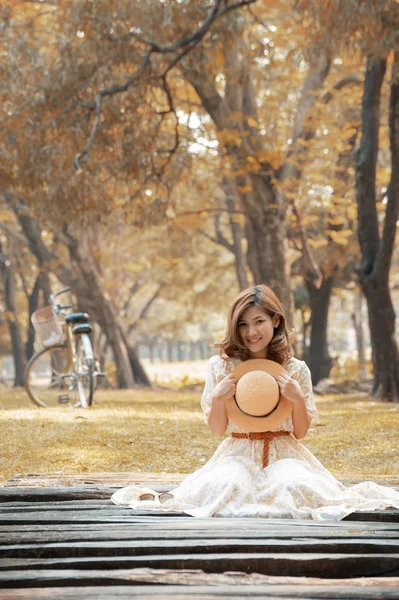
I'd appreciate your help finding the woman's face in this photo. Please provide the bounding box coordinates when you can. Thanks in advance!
[237,305,280,359]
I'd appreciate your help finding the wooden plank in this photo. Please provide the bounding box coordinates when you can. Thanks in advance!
[2,518,399,532]
[1,491,398,522]
[0,487,122,502]
[0,505,121,513]
[0,570,398,597]
[3,511,399,529]
[0,512,399,535]
[0,568,397,587]
[3,527,399,546]
[2,588,399,600]
[2,521,399,532]
[1,498,399,521]
[1,537,399,558]
[4,472,188,487]
[1,552,399,578]
[0,500,112,508]
[0,512,193,524]
[1,583,399,599]
[1,533,399,547]
[2,530,399,547]
[5,472,399,488]
[345,511,399,523]
[12,499,398,519]
[2,481,399,503]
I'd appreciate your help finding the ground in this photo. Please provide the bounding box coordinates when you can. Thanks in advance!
[1,359,398,485]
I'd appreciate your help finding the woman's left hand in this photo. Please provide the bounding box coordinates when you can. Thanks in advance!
[276,373,305,406]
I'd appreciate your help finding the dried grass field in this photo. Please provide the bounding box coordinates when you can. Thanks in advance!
[1,359,398,485]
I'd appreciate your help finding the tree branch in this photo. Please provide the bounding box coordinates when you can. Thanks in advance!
[75,0,260,169]
[175,207,245,217]
[74,47,153,170]
[127,287,161,335]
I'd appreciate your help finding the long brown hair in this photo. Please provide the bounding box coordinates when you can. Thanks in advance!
[211,284,294,364]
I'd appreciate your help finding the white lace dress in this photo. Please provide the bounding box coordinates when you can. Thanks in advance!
[112,355,399,520]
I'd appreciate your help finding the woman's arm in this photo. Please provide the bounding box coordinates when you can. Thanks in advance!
[207,373,236,437]
[207,391,228,437]
[290,393,310,439]
[276,372,311,439]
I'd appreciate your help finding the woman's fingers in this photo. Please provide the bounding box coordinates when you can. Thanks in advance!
[217,374,236,382]
[277,374,290,383]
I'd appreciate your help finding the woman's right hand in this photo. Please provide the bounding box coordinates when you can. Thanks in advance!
[212,374,237,403]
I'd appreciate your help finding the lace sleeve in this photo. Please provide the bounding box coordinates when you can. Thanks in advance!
[295,361,319,423]
[200,356,218,425]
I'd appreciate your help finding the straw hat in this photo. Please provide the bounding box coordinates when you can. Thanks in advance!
[225,359,292,432]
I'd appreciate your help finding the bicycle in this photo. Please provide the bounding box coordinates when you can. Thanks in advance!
[24,286,103,408]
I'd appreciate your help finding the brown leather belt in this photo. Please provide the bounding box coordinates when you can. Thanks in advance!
[231,431,291,469]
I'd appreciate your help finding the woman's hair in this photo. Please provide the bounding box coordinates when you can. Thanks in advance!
[210,284,294,364]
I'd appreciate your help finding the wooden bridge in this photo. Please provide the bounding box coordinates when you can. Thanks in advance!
[1,473,399,598]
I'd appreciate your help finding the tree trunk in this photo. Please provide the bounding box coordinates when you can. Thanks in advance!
[183,42,293,318]
[119,326,152,386]
[306,275,334,385]
[66,237,136,389]
[352,290,367,380]
[25,273,42,361]
[166,339,174,362]
[356,56,399,401]
[0,240,27,386]
[299,308,310,361]
[222,176,249,290]
[362,280,399,399]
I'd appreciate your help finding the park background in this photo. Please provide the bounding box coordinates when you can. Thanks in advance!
[0,0,398,484]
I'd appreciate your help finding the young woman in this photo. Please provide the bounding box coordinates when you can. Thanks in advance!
[112,284,399,519]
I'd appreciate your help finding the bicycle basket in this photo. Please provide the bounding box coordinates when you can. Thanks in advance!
[31,306,66,348]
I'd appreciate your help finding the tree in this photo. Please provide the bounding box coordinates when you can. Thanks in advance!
[356,55,399,400]
[0,237,26,386]
[296,0,399,399]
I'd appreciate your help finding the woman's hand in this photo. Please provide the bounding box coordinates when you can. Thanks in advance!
[276,373,305,406]
[212,374,237,403]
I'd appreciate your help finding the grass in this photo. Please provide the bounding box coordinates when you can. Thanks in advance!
[1,360,398,485]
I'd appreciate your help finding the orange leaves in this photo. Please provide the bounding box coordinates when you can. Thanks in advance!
[326,229,352,245]
[256,149,284,170]
[328,216,347,226]
[218,127,245,148]
[308,238,329,249]
[237,185,253,194]
[246,117,258,128]
[341,127,358,140]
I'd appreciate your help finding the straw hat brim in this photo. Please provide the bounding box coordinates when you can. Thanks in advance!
[225,359,292,433]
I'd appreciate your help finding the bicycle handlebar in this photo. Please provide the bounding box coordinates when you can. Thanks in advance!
[55,286,71,297]
[49,286,71,306]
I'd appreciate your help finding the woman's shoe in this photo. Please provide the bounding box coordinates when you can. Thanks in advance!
[137,492,157,501]
[159,492,174,504]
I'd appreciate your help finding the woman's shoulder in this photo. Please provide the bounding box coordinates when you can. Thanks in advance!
[208,354,240,372]
[283,356,309,374]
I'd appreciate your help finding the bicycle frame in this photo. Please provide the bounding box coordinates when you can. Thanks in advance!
[60,314,94,383]
[25,285,99,408]
[50,287,94,389]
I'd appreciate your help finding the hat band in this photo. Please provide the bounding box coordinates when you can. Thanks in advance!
[233,390,282,419]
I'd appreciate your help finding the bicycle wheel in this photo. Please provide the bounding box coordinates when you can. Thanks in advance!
[24,344,79,408]
[75,333,94,408]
